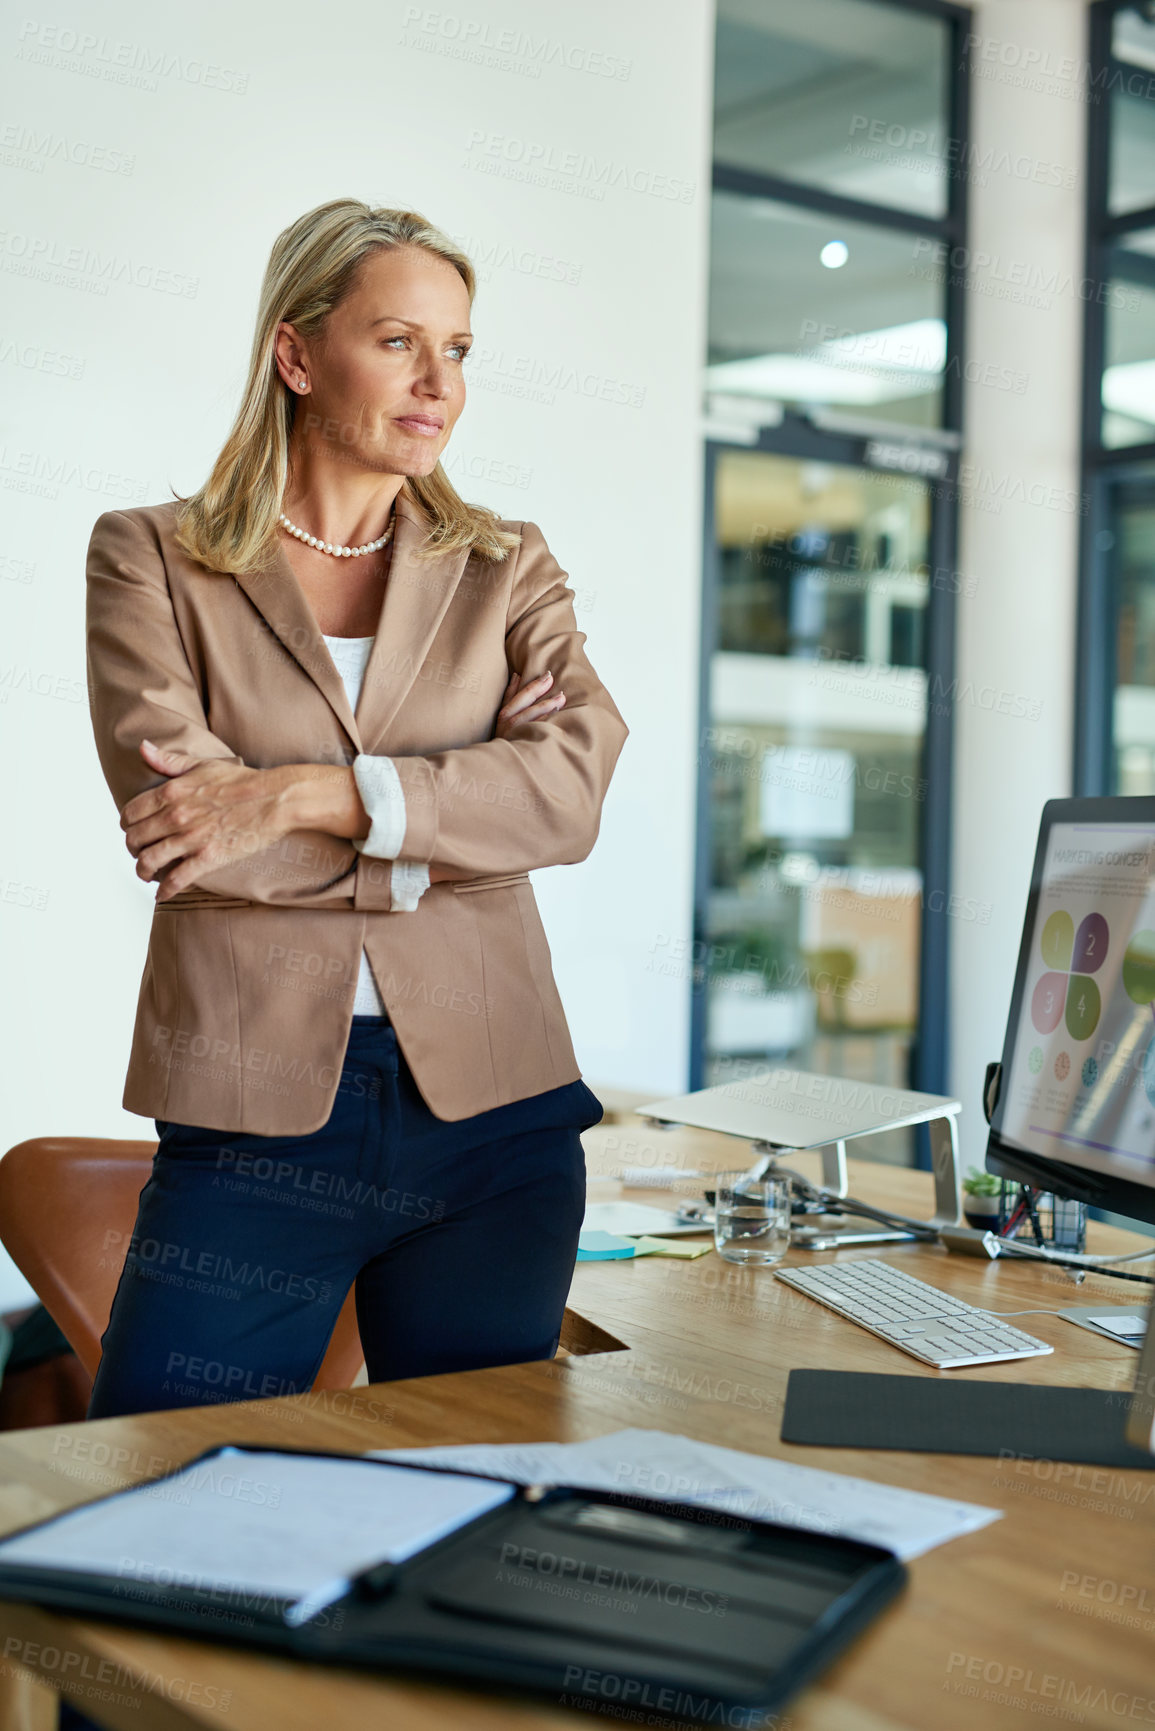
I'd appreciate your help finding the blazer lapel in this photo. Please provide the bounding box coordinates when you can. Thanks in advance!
[356,488,473,756]
[231,487,473,757]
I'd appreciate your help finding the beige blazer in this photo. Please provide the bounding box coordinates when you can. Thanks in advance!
[85,491,629,1135]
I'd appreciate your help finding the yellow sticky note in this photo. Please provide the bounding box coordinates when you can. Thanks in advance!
[632,1236,712,1258]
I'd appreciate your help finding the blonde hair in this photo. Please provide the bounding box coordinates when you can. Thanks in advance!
[171,198,520,574]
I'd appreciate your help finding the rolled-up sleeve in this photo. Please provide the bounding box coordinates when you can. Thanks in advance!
[389,860,432,911]
[351,755,431,912]
[351,754,408,858]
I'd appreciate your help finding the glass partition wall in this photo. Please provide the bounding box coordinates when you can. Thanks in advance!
[706,454,930,1094]
[1078,3,1155,799]
[695,0,972,1165]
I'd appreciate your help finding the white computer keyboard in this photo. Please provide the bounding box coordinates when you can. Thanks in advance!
[774,1258,1054,1369]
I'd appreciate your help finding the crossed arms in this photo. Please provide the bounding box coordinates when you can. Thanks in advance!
[85,509,629,913]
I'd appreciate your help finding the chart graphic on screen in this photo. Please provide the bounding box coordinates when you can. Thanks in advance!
[1002,826,1155,1187]
[1030,910,1105,1040]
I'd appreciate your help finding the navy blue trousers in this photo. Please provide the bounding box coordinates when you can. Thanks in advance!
[87,1014,603,1420]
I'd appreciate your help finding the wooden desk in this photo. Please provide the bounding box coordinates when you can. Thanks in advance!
[0,1146,1151,1731]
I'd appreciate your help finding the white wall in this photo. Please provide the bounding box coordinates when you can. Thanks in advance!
[0,0,715,1308]
[950,0,1088,1161]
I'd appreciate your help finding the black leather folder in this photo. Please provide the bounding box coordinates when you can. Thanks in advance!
[0,1442,905,1724]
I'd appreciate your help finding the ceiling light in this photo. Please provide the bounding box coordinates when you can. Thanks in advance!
[820,240,849,269]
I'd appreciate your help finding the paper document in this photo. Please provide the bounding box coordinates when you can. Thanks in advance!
[582,1201,707,1238]
[369,1426,1000,1561]
[1060,1306,1149,1349]
[619,1166,705,1188]
[0,1450,514,1601]
[1085,1312,1148,1342]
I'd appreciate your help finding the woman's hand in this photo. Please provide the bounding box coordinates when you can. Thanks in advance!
[494,669,565,740]
[123,739,294,903]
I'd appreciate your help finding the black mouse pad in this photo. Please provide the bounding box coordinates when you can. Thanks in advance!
[781,1370,1155,1470]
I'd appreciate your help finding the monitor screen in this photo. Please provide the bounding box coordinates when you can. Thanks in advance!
[992,804,1155,1211]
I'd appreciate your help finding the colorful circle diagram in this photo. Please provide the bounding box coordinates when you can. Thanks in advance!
[1031,910,1107,1042]
[1040,911,1074,969]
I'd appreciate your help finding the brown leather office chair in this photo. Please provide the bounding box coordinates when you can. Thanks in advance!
[0,1137,365,1396]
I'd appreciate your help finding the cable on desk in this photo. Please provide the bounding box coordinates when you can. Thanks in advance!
[1004,1244,1155,1266]
[992,1241,1155,1286]
[750,1168,1155,1283]
[818,1196,939,1241]
[775,1171,943,1242]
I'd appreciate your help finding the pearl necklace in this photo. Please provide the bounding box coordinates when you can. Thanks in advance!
[278,511,395,559]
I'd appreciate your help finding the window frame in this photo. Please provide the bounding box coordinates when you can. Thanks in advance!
[1076,0,1155,795]
[692,0,974,1113]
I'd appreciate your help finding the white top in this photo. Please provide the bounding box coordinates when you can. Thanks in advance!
[322,633,431,1016]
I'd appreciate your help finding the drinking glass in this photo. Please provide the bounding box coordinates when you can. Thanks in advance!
[713,1172,792,1266]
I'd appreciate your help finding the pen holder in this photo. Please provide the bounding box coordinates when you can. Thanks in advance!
[995,1181,1086,1254]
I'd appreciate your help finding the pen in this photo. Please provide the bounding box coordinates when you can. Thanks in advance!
[283,1574,352,1628]
[999,1194,1029,1240]
[283,1558,399,1627]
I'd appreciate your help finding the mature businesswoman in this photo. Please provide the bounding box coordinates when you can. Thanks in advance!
[84,197,629,1419]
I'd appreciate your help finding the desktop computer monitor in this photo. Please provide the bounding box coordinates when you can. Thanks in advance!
[986,796,1155,1231]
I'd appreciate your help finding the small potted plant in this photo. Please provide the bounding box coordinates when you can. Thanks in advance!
[961,1167,1002,1229]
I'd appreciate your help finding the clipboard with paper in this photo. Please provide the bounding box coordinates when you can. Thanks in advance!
[0,1442,906,1724]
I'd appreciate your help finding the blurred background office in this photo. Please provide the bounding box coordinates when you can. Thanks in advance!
[2,0,1149,1310]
